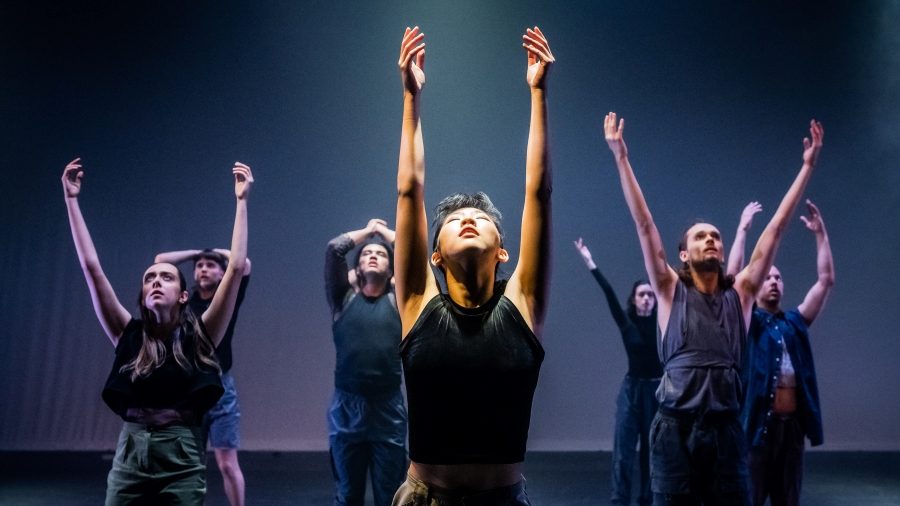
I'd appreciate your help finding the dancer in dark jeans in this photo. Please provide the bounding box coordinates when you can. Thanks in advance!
[574,238,660,506]
[325,219,406,506]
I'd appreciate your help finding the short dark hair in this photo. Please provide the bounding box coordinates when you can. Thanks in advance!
[351,239,394,272]
[431,192,504,251]
[194,249,227,271]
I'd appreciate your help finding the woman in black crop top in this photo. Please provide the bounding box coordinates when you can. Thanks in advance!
[62,158,253,505]
[392,26,554,504]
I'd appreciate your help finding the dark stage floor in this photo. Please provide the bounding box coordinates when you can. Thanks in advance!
[2,451,899,505]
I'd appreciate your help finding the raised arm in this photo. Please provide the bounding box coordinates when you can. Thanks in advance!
[726,202,763,276]
[796,200,834,325]
[574,238,628,329]
[154,249,251,276]
[604,114,678,330]
[62,158,131,345]
[394,26,436,336]
[507,26,555,335]
[211,249,252,275]
[202,162,253,346]
[736,120,824,318]
[154,249,203,265]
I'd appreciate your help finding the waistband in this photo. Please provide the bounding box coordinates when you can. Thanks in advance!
[122,422,204,437]
[657,405,739,424]
[124,408,200,429]
[404,474,526,505]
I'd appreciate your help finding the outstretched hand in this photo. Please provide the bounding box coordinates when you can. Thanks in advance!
[61,157,84,198]
[800,199,824,233]
[399,26,425,95]
[604,112,628,160]
[233,162,254,200]
[739,201,763,231]
[573,237,596,269]
[802,119,824,167]
[522,26,555,90]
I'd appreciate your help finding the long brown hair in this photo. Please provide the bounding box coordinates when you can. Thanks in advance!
[120,265,220,382]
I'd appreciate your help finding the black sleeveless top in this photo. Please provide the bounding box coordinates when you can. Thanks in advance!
[659,281,746,412]
[400,282,545,464]
[102,319,224,422]
[333,291,403,396]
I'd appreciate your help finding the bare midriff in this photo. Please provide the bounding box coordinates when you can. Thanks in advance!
[409,461,523,490]
[773,386,797,414]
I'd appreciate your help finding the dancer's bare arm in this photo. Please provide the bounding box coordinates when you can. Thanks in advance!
[604,114,678,332]
[62,158,130,345]
[736,120,824,323]
[796,200,834,325]
[202,162,253,346]
[507,26,555,337]
[726,202,762,276]
[394,27,436,336]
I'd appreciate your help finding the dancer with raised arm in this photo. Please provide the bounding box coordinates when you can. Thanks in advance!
[730,200,834,506]
[574,238,660,506]
[392,25,554,505]
[602,114,823,505]
[63,157,253,505]
[324,218,406,506]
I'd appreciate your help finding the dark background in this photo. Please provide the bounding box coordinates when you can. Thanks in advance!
[2,0,898,451]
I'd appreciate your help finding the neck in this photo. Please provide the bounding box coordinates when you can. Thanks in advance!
[197,287,216,300]
[690,269,720,294]
[146,306,181,337]
[444,260,496,308]
[758,300,781,313]
[360,277,389,298]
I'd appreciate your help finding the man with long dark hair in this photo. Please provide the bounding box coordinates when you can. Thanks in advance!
[602,114,824,505]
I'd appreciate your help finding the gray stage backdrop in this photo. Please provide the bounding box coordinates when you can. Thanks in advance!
[2,1,899,451]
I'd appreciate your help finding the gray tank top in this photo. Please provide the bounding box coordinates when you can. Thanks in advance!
[658,280,746,412]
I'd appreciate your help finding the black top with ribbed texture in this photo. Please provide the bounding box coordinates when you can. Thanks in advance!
[400,281,544,464]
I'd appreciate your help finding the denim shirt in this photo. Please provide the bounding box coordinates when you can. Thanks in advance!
[741,308,823,447]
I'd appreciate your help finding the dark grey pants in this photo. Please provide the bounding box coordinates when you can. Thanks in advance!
[650,409,750,506]
[748,415,804,506]
[105,422,206,505]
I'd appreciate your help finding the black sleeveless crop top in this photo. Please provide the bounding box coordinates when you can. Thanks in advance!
[400,282,545,464]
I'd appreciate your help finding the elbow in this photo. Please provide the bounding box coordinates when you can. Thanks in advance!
[227,258,246,276]
[820,272,835,289]
[635,216,656,236]
[397,181,422,200]
[525,177,553,202]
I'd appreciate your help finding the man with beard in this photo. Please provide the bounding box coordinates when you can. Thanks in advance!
[730,200,834,506]
[154,248,251,506]
[602,114,824,505]
[324,219,406,506]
